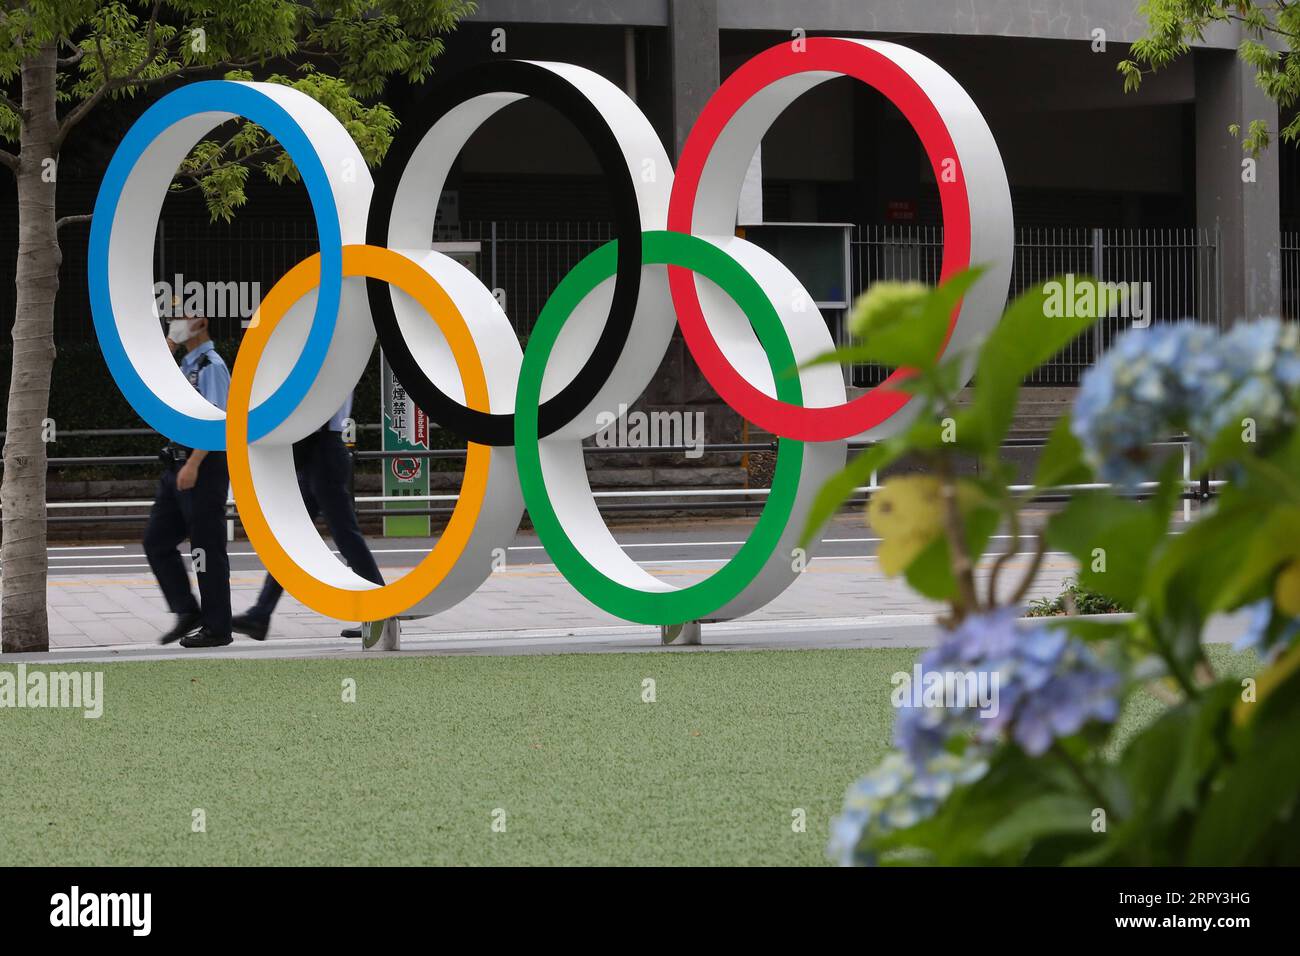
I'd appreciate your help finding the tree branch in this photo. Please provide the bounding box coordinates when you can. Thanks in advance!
[56,213,93,230]
[58,55,272,124]
[119,58,266,91]
[0,148,17,173]
[165,130,289,200]
[176,140,283,183]
[55,0,165,150]
[57,35,86,69]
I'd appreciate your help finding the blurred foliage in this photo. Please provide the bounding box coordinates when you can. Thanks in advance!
[811,272,1300,866]
[1,1,476,218]
[1120,0,1300,154]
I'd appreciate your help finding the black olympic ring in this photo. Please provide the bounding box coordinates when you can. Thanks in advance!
[365,60,645,446]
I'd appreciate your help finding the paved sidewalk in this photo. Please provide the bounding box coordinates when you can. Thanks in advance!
[12,513,1237,661]
[35,546,1079,649]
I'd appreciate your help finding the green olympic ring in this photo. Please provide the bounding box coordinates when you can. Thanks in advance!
[514,230,806,625]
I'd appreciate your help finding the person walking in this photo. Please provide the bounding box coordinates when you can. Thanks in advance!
[146,310,234,648]
[232,393,384,640]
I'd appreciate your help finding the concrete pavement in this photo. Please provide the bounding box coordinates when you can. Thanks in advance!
[5,513,1239,664]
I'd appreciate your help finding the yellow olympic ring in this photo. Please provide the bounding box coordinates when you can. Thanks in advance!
[226,244,492,622]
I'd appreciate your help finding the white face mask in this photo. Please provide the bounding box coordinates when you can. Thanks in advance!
[167,318,200,345]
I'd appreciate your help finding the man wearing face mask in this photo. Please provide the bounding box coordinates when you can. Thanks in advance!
[146,308,235,648]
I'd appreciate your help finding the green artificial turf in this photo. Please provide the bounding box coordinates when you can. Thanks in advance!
[0,644,1260,866]
[0,648,916,866]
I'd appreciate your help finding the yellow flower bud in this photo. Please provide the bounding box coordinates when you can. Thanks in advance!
[868,476,945,576]
[848,281,930,339]
[1274,559,1300,618]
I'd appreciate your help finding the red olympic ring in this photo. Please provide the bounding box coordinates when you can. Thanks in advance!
[668,37,975,442]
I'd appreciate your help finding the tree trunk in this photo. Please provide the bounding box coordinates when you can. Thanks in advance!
[1,42,60,653]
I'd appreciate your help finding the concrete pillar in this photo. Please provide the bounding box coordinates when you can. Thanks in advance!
[1195,49,1281,324]
[362,618,401,650]
[661,621,702,645]
[668,0,719,161]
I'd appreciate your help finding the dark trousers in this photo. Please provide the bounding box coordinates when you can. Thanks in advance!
[247,430,384,621]
[144,452,232,637]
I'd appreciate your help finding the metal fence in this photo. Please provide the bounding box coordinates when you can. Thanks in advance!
[851,225,1222,386]
[0,217,324,345]
[4,219,1221,387]
[455,220,616,340]
[1283,232,1300,322]
[153,217,321,342]
[5,432,1219,531]
[457,221,1221,386]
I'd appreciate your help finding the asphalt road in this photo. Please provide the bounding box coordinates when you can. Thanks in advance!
[35,511,1103,576]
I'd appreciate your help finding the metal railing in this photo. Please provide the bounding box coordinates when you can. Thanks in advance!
[2,429,1218,532]
[455,220,616,340]
[850,225,1221,387]
[5,219,1221,387]
[1283,231,1300,321]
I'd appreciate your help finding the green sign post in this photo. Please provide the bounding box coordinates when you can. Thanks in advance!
[380,352,430,537]
[378,241,479,539]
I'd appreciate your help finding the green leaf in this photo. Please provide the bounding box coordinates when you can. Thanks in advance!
[1211,506,1300,612]
[797,441,903,549]
[875,747,1079,864]
[903,502,1000,600]
[1119,684,1236,847]
[1046,616,1136,644]
[977,794,1096,856]
[1045,492,1164,607]
[1033,413,1091,490]
[803,268,984,372]
[1189,664,1300,864]
[964,277,1100,451]
[1146,494,1288,628]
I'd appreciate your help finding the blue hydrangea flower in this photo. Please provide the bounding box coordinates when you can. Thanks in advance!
[1012,666,1121,756]
[1073,319,1300,486]
[1190,318,1300,441]
[893,609,1122,762]
[827,749,989,866]
[830,611,1122,865]
[1234,598,1300,664]
[1073,323,1215,487]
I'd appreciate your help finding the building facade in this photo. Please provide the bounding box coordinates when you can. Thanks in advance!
[2,1,1290,370]
[428,0,1283,338]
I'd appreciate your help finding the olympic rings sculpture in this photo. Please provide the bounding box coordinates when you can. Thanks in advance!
[89,38,1013,626]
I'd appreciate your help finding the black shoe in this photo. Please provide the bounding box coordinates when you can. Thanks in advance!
[341,626,362,639]
[231,613,269,641]
[179,626,234,648]
[160,611,202,645]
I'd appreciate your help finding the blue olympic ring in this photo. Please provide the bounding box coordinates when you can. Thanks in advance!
[88,81,343,449]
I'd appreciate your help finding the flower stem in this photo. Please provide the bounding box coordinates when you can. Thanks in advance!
[1051,740,1113,819]
[937,453,979,622]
